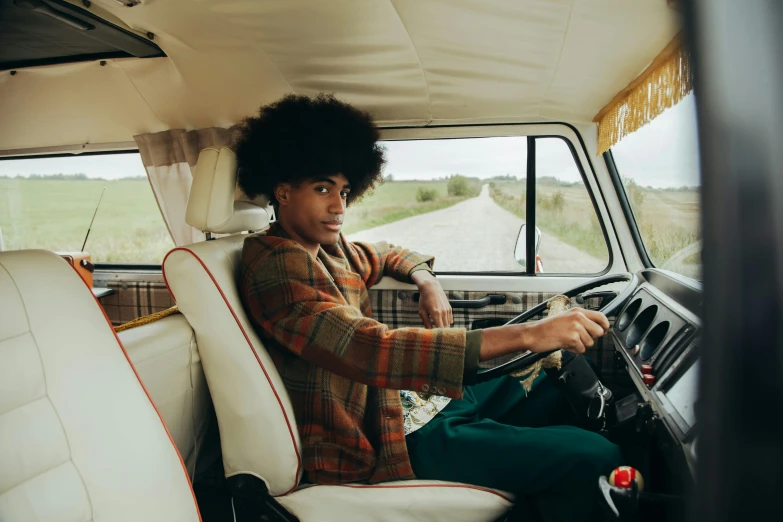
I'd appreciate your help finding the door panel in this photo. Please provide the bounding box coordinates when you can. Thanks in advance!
[94,272,173,326]
[369,288,559,329]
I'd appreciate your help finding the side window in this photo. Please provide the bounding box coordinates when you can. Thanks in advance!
[534,138,609,274]
[344,135,609,274]
[0,153,174,264]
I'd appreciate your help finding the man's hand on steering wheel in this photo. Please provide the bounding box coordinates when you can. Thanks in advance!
[479,308,609,362]
[519,309,610,355]
[475,272,639,383]
[408,271,638,382]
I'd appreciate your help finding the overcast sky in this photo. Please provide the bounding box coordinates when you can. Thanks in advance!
[0,152,147,179]
[0,94,700,188]
[610,94,701,188]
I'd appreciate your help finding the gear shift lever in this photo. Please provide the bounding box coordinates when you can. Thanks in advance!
[599,468,644,521]
[598,467,684,521]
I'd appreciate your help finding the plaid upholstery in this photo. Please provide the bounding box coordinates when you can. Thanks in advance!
[370,289,559,330]
[240,223,468,485]
[369,289,619,382]
[99,281,174,326]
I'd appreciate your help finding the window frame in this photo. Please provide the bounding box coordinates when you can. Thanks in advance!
[378,123,616,277]
[0,148,170,271]
[1,123,620,277]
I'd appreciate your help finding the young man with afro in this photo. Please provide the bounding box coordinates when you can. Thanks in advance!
[237,94,622,522]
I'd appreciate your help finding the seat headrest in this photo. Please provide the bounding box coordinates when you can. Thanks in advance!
[185,147,271,234]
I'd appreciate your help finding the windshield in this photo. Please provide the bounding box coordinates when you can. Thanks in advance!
[611,94,702,280]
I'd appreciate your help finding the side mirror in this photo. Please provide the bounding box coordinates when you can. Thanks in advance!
[514,224,542,269]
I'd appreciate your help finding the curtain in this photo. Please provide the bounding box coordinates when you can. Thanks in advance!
[593,34,693,155]
[134,127,238,246]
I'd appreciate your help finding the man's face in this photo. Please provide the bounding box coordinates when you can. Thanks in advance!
[275,173,350,250]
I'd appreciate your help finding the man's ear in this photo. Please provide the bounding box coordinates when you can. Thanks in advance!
[274,183,291,206]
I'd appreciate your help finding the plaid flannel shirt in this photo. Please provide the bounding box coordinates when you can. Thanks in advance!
[239,223,470,484]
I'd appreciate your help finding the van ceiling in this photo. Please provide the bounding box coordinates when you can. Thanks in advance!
[0,0,163,70]
[0,0,680,152]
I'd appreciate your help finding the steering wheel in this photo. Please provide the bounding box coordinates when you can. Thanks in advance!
[475,272,638,383]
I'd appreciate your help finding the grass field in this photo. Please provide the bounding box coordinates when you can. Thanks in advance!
[0,177,480,263]
[490,178,701,278]
[342,178,481,235]
[0,178,174,263]
[2,175,699,277]
[630,187,701,279]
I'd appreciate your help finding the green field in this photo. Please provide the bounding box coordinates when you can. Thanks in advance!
[1,175,699,277]
[626,185,701,278]
[342,178,481,235]
[490,178,701,278]
[0,178,174,263]
[0,177,480,263]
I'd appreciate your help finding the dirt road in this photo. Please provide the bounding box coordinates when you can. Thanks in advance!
[348,185,606,273]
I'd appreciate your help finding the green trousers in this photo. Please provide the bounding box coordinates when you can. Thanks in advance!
[405,374,622,522]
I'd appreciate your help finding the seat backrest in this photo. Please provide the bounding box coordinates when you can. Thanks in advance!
[0,250,200,522]
[163,147,302,496]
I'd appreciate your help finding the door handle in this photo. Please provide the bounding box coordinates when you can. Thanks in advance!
[576,291,618,309]
[413,293,507,309]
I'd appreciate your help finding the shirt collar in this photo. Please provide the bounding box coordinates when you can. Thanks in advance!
[266,221,346,265]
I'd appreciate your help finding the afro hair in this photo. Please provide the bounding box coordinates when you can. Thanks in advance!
[234,94,386,207]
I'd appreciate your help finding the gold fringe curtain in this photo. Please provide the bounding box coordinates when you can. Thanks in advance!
[594,34,693,155]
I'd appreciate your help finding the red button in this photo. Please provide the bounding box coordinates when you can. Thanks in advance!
[643,374,655,386]
[641,364,653,375]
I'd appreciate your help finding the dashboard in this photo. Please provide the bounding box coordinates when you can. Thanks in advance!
[610,269,701,478]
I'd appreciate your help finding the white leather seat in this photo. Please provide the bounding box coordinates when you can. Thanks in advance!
[163,146,512,521]
[0,249,200,522]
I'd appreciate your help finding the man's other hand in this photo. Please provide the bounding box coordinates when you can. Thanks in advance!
[411,271,453,328]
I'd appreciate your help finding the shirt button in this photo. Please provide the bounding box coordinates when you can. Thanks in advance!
[437,387,446,395]
[421,384,430,392]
